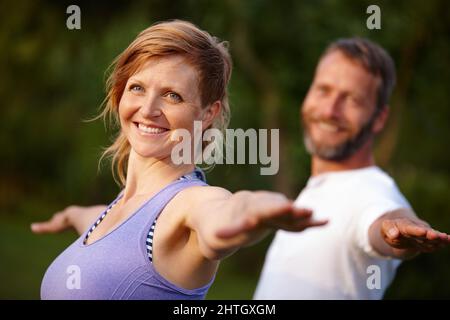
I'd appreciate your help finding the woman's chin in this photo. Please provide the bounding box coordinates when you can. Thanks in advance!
[130,145,171,160]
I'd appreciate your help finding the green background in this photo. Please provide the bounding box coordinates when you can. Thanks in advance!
[0,0,449,299]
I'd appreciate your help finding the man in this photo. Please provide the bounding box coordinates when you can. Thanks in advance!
[253,37,450,299]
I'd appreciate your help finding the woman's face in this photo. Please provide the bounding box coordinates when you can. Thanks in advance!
[118,55,205,160]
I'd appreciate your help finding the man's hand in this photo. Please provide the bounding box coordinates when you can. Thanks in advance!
[31,205,108,236]
[381,218,450,254]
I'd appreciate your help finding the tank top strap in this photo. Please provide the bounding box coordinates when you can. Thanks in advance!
[81,169,207,246]
[128,177,208,234]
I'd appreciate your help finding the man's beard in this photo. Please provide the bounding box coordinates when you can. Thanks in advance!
[302,113,377,161]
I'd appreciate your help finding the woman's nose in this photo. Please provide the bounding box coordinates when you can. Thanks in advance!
[139,96,162,118]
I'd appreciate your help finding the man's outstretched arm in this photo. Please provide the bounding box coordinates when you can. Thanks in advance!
[369,208,450,259]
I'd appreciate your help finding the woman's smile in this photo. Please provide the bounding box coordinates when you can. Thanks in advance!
[133,121,170,136]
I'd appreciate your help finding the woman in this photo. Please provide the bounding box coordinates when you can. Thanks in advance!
[33,20,326,300]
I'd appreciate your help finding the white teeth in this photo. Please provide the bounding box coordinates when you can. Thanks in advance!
[317,122,339,133]
[137,123,167,134]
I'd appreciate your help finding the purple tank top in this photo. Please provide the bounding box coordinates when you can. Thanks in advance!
[40,174,212,300]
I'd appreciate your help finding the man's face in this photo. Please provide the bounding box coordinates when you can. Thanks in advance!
[301,50,381,161]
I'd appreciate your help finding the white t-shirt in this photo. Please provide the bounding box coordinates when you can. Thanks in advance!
[254,166,411,300]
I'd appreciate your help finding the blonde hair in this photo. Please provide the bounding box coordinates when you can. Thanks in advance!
[96,20,232,187]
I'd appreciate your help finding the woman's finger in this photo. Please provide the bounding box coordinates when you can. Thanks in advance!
[30,213,68,234]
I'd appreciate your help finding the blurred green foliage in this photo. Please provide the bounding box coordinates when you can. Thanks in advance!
[0,0,449,299]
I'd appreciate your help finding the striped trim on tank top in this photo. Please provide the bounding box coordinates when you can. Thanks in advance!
[83,168,206,263]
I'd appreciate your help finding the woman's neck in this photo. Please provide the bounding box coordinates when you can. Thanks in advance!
[121,150,195,203]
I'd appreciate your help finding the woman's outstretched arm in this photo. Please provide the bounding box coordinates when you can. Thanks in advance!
[184,186,328,261]
[31,205,108,235]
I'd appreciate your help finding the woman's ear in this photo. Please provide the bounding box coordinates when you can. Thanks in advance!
[202,101,222,129]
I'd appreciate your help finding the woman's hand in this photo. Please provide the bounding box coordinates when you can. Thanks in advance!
[216,191,327,239]
[185,188,327,260]
[31,205,108,236]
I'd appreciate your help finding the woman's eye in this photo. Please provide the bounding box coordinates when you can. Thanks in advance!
[165,92,183,103]
[129,84,144,92]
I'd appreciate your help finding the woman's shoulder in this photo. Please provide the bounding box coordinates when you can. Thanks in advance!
[159,185,232,230]
[162,184,231,216]
[177,184,232,204]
